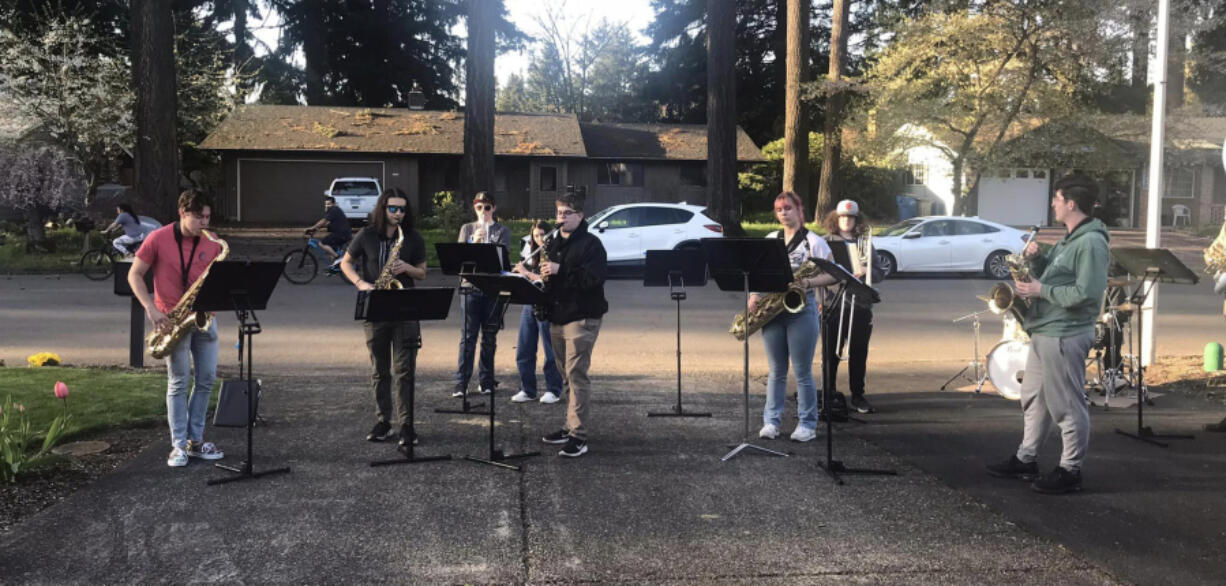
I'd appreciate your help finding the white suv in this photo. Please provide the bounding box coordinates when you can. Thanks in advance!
[585,202,724,266]
[326,177,383,222]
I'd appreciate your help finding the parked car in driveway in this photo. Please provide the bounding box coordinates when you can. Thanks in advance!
[871,216,1030,278]
[585,202,724,267]
[325,177,382,222]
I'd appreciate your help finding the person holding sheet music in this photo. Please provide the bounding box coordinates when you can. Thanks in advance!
[538,192,608,458]
[985,173,1108,494]
[340,188,428,448]
[453,191,512,399]
[820,200,884,415]
[753,191,837,443]
[128,190,226,468]
[510,220,565,404]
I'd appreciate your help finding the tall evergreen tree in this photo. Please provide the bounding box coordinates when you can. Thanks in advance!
[131,0,179,217]
[707,0,743,236]
[462,0,496,203]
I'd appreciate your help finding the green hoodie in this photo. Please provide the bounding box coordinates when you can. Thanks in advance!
[1023,218,1110,338]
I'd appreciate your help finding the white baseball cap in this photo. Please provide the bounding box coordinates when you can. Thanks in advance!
[836,200,860,216]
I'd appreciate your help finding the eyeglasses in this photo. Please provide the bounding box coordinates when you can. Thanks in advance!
[386,205,405,213]
[475,204,492,211]
[774,205,794,213]
[556,209,579,218]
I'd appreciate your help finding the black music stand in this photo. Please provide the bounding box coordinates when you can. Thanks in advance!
[359,287,456,466]
[114,261,153,368]
[192,261,291,486]
[452,273,544,471]
[702,238,793,461]
[644,249,712,418]
[811,258,894,484]
[1110,247,1199,447]
[435,242,504,415]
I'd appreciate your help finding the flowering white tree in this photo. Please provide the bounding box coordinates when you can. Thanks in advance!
[0,146,85,249]
[0,16,134,209]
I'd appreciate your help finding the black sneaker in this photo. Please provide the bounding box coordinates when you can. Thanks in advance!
[397,424,418,447]
[985,455,1039,480]
[849,395,876,414]
[366,421,392,442]
[559,436,587,458]
[1031,466,1082,494]
[541,429,570,444]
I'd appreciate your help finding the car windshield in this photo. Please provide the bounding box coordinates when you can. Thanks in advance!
[880,218,924,237]
[586,207,616,224]
[332,181,379,196]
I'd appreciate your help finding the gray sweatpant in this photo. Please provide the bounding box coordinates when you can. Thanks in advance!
[1015,332,1093,472]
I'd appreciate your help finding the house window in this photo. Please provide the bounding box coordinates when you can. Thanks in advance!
[1164,168,1195,199]
[1015,169,1030,179]
[680,163,706,187]
[539,166,557,192]
[905,163,927,185]
[1033,170,1047,179]
[598,162,644,186]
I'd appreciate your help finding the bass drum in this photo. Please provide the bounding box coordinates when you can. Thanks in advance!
[987,340,1030,401]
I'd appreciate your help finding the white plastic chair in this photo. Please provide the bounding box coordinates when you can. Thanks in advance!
[1171,204,1191,227]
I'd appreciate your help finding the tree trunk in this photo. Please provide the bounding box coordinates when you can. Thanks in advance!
[233,0,252,103]
[816,0,849,219]
[1167,20,1187,110]
[951,157,966,216]
[783,0,810,212]
[1130,6,1149,92]
[24,206,51,253]
[461,0,496,206]
[302,0,327,105]
[706,0,744,237]
[130,0,179,219]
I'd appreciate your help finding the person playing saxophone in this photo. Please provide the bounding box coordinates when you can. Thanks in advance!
[985,173,1108,494]
[341,188,427,448]
[753,191,837,443]
[128,190,226,468]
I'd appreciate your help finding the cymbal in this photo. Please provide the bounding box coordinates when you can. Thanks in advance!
[1108,277,1135,288]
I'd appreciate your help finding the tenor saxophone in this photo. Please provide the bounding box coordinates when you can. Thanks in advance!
[983,226,1039,323]
[147,230,229,359]
[729,259,820,341]
[373,225,405,289]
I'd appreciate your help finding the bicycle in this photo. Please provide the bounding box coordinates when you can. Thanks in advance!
[79,232,142,281]
[282,234,349,284]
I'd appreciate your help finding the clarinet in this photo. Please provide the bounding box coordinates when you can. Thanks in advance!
[531,224,561,321]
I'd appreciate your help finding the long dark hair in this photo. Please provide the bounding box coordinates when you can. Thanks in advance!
[529,219,552,266]
[371,187,414,234]
[822,210,865,238]
[117,202,135,216]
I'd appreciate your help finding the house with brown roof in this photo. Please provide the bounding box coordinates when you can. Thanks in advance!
[200,105,764,224]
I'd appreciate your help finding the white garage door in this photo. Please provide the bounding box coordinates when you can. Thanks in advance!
[977,169,1049,227]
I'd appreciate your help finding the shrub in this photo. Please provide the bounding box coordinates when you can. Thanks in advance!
[431,191,468,235]
[27,352,62,367]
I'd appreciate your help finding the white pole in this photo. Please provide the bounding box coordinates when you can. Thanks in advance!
[1143,0,1171,366]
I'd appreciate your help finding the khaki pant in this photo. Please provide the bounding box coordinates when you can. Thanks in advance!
[363,320,421,426]
[550,318,602,440]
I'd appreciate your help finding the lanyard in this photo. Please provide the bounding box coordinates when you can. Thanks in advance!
[173,223,201,290]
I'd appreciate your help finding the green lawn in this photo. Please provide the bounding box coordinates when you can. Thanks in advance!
[0,227,90,274]
[0,366,215,442]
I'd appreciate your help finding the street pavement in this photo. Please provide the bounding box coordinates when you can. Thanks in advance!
[1,266,1225,583]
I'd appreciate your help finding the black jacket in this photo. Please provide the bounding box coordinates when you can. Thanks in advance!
[543,219,608,324]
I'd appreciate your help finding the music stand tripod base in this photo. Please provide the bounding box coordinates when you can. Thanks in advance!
[436,395,489,416]
[209,462,291,485]
[816,459,898,486]
[464,449,540,472]
[721,442,790,462]
[1114,426,1194,448]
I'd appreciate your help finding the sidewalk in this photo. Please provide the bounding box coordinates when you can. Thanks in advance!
[0,368,1124,584]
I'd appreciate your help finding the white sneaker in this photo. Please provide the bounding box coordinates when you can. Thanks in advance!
[186,440,224,460]
[167,447,188,467]
[759,423,780,439]
[790,426,817,442]
[539,392,561,404]
[510,390,535,403]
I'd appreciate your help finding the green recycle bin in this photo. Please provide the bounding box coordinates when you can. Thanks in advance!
[1206,342,1223,372]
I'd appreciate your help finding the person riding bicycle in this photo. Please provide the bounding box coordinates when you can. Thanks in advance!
[103,203,149,258]
[304,196,351,265]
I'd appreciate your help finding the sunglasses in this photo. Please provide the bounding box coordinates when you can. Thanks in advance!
[386,205,405,213]
[475,204,492,211]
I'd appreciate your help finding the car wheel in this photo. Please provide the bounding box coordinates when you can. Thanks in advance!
[875,251,896,277]
[984,250,1011,279]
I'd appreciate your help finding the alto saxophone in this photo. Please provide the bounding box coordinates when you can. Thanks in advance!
[373,226,405,290]
[729,259,820,341]
[147,230,229,359]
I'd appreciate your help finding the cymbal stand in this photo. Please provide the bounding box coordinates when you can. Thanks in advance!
[940,310,991,393]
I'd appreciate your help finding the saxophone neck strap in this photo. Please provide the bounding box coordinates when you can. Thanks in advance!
[173,222,201,290]
[778,228,810,256]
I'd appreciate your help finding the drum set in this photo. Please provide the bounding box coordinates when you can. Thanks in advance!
[949,278,1140,402]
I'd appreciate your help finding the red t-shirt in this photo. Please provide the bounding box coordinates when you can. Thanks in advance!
[135,223,225,314]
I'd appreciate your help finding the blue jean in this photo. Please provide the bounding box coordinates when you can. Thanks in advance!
[761,292,820,430]
[165,319,219,450]
[454,289,499,392]
[515,305,563,398]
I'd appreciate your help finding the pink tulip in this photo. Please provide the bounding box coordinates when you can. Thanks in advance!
[54,381,69,400]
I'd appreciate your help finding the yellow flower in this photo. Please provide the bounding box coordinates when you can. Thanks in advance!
[26,352,62,367]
